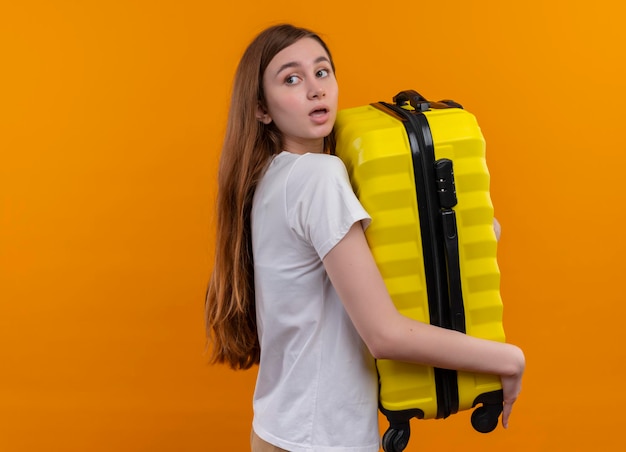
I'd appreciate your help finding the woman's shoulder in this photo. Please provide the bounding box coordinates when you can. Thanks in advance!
[272,152,351,203]
[287,152,347,180]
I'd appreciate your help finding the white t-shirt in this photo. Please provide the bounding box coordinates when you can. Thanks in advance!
[251,152,380,452]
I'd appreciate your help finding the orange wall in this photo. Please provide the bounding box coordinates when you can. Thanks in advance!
[1,1,624,451]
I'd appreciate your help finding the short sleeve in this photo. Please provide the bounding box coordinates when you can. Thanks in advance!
[286,153,371,259]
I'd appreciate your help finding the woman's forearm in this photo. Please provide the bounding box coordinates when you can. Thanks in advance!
[376,313,524,377]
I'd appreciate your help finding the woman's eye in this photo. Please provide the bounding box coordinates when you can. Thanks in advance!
[285,75,299,85]
[316,68,329,78]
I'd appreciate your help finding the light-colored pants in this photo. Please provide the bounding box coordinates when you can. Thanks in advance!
[251,430,289,452]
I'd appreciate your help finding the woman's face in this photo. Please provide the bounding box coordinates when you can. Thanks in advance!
[259,37,338,154]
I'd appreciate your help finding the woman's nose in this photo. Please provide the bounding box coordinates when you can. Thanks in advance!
[308,83,325,99]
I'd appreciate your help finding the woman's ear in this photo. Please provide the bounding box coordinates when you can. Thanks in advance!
[256,104,272,125]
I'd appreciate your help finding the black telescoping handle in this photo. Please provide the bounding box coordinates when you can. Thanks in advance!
[435,159,466,333]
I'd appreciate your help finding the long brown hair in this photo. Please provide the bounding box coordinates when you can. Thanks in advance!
[206,24,336,370]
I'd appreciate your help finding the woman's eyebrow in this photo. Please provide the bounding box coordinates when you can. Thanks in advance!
[275,56,330,77]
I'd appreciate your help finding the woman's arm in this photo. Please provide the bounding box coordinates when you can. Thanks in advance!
[323,222,524,427]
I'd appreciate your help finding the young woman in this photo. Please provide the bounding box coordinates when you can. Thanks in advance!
[206,24,525,452]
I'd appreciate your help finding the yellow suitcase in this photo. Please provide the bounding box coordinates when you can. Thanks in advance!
[334,90,505,452]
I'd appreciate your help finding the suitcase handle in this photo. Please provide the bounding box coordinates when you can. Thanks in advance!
[393,90,430,112]
[393,90,464,111]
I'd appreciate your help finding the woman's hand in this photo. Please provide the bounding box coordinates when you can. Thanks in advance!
[493,217,502,241]
[500,346,525,428]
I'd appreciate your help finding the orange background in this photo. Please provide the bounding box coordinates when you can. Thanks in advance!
[1,1,624,451]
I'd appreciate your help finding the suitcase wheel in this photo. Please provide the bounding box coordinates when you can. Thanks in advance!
[382,426,410,452]
[471,404,501,433]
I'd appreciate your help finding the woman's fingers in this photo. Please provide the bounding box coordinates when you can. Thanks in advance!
[501,399,513,428]
[500,372,522,429]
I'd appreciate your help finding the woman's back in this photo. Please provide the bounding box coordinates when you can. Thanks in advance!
[251,151,380,452]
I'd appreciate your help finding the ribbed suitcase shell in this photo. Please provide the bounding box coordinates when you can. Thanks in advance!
[334,100,505,432]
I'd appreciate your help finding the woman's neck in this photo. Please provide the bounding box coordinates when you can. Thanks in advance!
[282,137,325,155]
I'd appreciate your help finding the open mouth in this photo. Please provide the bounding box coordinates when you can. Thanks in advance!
[310,107,328,116]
